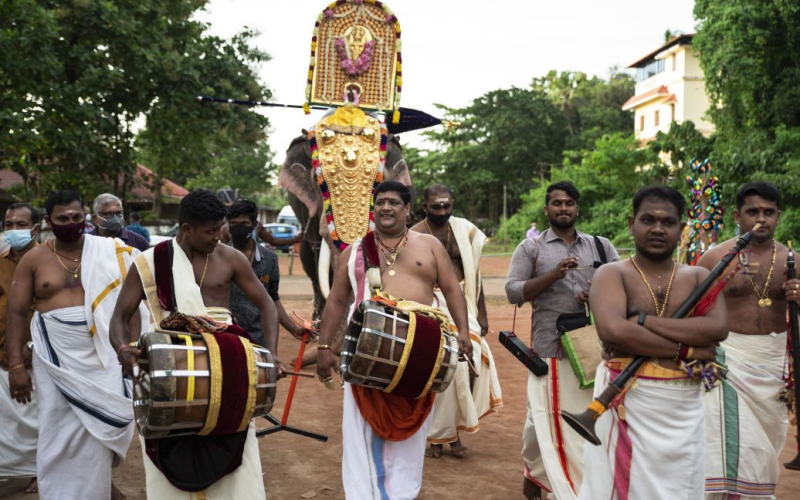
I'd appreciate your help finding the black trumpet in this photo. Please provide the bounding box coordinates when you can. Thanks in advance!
[562,226,758,445]
[784,246,800,470]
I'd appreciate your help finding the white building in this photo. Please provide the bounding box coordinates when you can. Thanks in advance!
[623,34,714,143]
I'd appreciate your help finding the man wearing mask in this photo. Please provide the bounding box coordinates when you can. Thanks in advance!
[89,193,149,252]
[505,181,619,500]
[0,203,41,494]
[226,198,310,345]
[6,190,145,500]
[411,184,503,459]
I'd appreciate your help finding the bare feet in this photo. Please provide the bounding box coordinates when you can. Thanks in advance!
[24,477,38,494]
[449,437,468,458]
[523,477,543,500]
[111,482,126,500]
[425,444,443,458]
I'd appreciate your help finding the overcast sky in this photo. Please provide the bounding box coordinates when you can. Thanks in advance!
[197,0,697,165]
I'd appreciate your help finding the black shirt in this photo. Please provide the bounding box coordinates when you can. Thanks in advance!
[229,244,280,347]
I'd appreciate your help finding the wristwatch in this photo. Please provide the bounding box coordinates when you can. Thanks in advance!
[637,312,647,326]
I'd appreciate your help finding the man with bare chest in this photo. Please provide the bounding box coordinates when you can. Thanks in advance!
[111,188,283,500]
[579,186,727,499]
[6,190,143,500]
[317,181,472,499]
[699,181,799,499]
[411,184,502,459]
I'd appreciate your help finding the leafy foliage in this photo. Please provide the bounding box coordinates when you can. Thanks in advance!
[0,0,273,208]
[409,72,634,232]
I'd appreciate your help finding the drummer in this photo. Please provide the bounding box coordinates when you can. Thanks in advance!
[110,188,284,499]
[316,181,472,499]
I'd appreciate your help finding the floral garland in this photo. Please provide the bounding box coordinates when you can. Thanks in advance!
[305,0,403,123]
[335,38,376,76]
[309,120,388,251]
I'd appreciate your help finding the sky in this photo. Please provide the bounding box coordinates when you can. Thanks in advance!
[196,0,697,164]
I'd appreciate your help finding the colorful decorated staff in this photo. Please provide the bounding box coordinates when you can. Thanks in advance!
[681,158,725,265]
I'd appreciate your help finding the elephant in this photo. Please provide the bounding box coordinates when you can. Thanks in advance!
[279,130,412,362]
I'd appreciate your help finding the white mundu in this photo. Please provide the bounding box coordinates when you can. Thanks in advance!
[704,331,789,499]
[30,235,143,499]
[579,362,705,500]
[427,216,502,445]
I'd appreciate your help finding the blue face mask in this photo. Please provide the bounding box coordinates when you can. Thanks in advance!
[5,228,34,250]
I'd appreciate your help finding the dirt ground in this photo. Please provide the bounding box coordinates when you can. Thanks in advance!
[2,256,799,499]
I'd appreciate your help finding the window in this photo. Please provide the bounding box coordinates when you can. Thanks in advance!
[640,115,645,131]
[655,110,660,127]
[671,54,677,71]
[635,58,665,82]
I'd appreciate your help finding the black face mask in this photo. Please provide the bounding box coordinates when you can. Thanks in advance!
[427,212,451,226]
[230,225,253,247]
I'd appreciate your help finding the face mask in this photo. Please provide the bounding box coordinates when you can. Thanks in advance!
[98,214,123,234]
[230,225,254,247]
[427,212,451,226]
[5,229,34,250]
[51,221,85,243]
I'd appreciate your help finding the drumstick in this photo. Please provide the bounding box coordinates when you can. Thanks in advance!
[459,355,480,378]
[283,370,315,378]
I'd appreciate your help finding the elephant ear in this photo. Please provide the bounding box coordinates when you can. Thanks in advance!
[279,133,321,218]
[384,134,412,187]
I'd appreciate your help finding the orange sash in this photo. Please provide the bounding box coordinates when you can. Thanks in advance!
[351,385,435,442]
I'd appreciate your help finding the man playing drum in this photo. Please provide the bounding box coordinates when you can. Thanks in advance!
[111,188,284,500]
[6,190,145,500]
[317,181,472,499]
[411,183,502,459]
[579,186,726,498]
[700,181,799,498]
[505,181,619,500]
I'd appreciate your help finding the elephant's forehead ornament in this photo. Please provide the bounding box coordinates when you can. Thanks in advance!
[311,107,386,249]
[304,0,402,123]
[306,0,400,251]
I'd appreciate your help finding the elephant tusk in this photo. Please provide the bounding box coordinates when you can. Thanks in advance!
[319,242,331,300]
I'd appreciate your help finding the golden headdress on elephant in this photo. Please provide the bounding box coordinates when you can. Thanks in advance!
[304,0,403,251]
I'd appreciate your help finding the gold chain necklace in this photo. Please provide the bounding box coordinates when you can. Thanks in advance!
[739,241,776,307]
[376,231,408,276]
[198,253,210,288]
[630,257,677,317]
[51,239,81,279]
[424,219,450,249]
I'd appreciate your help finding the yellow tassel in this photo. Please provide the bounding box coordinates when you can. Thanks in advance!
[392,109,400,124]
[396,76,402,87]
[303,102,310,115]
[396,62,402,72]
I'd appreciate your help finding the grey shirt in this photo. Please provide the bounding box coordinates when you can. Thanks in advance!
[505,228,620,357]
[229,244,280,347]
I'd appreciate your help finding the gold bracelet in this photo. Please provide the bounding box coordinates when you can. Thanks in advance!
[318,344,332,351]
[8,363,26,371]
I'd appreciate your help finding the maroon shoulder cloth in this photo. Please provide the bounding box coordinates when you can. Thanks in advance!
[144,241,253,492]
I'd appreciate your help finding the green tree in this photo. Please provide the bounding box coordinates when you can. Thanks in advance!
[0,0,271,207]
[693,0,800,240]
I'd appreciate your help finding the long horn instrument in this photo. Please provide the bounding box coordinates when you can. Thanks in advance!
[784,242,800,470]
[561,225,759,445]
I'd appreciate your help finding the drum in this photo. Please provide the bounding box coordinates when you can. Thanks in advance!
[340,300,459,399]
[134,329,278,439]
